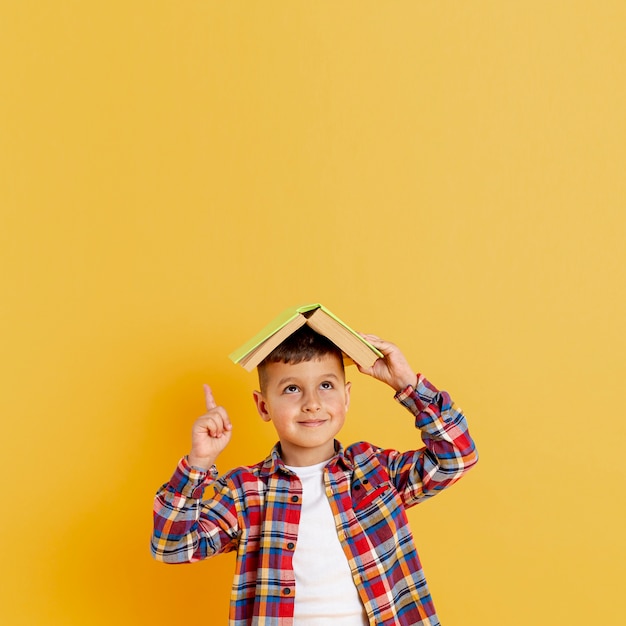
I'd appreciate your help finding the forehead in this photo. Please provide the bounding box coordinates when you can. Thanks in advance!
[262,354,345,386]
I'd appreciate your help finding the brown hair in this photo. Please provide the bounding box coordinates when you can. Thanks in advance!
[257,325,344,392]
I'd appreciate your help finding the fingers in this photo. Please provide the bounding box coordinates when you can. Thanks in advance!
[359,333,386,345]
[204,411,232,438]
[196,408,232,439]
[204,384,217,411]
[198,385,232,438]
[359,333,395,354]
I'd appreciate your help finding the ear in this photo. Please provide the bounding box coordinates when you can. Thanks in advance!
[344,381,351,412]
[252,390,272,422]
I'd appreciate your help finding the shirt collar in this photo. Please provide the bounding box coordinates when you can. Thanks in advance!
[260,440,353,477]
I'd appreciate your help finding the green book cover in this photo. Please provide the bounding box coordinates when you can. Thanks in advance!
[228,303,382,364]
[228,303,320,364]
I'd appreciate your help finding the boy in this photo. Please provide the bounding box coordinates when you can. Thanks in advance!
[151,325,478,625]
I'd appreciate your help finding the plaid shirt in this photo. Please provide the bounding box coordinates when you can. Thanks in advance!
[152,375,478,625]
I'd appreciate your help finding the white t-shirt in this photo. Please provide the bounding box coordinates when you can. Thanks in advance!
[285,460,369,625]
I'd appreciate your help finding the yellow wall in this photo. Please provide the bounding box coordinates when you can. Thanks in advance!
[1,2,624,624]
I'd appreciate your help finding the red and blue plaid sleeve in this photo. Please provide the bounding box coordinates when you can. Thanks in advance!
[151,456,239,563]
[387,373,479,506]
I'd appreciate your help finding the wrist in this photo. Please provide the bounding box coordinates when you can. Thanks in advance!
[391,373,417,392]
[187,453,216,471]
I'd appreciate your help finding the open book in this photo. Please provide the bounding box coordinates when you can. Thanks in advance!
[229,303,383,371]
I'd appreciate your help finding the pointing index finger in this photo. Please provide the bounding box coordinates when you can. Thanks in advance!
[203,384,217,411]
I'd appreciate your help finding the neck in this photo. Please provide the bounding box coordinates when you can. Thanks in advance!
[279,441,336,467]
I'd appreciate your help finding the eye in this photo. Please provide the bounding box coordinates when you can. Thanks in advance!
[320,381,334,390]
[283,385,300,394]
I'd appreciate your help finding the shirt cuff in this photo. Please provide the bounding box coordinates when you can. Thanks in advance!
[395,373,457,434]
[168,456,218,500]
[394,373,437,411]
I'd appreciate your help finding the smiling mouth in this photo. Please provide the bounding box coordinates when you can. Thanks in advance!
[299,420,327,427]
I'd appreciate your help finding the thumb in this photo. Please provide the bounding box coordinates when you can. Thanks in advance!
[203,384,217,411]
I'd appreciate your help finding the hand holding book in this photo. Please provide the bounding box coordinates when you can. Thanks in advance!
[355,334,418,392]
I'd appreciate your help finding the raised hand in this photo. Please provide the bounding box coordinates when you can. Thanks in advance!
[357,334,417,392]
[187,385,233,470]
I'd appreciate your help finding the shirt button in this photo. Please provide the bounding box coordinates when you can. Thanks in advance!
[291,495,299,503]
[283,587,292,596]
[354,484,361,490]
[287,542,295,550]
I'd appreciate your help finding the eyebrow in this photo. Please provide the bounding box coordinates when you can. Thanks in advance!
[276,373,341,387]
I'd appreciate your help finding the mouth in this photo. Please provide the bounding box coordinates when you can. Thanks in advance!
[298,420,327,427]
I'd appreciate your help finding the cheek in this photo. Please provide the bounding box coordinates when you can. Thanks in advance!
[270,397,299,418]
[331,398,349,416]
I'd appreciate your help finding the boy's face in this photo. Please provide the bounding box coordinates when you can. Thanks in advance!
[253,354,351,467]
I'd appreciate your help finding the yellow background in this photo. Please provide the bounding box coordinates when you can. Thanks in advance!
[1,2,624,624]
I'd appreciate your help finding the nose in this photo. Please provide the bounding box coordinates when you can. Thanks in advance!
[302,390,321,412]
